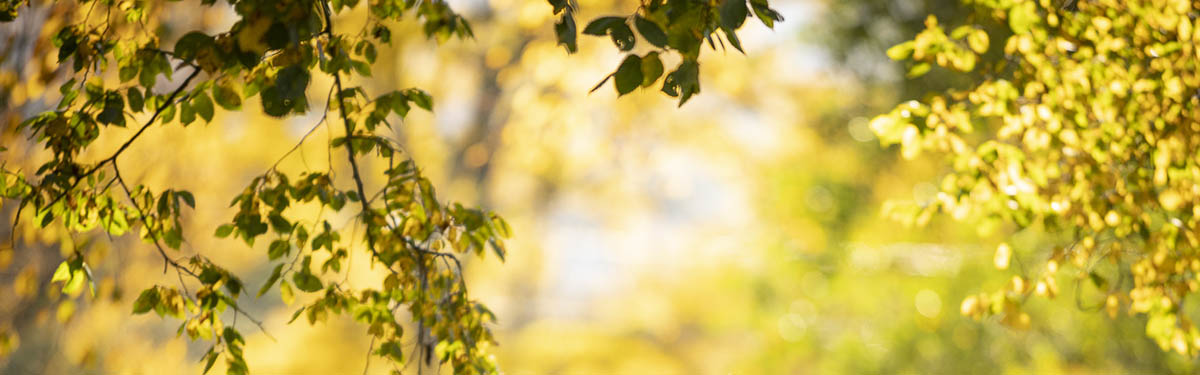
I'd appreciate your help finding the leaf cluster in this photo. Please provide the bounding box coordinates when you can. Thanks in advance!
[875,0,1200,356]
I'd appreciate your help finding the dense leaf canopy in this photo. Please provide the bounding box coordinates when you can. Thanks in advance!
[873,0,1200,356]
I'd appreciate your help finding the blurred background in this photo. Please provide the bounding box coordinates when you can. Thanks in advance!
[2,0,1199,373]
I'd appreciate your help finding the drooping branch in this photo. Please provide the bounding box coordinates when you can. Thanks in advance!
[320,0,380,263]
[112,161,273,339]
[37,67,202,214]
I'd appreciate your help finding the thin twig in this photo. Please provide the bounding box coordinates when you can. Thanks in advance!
[114,162,274,340]
[38,67,202,214]
[112,163,192,276]
[363,335,376,375]
[263,85,336,175]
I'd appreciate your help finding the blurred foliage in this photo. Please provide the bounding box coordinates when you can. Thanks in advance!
[873,0,1200,359]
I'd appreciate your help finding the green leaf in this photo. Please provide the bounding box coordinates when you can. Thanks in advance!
[609,22,636,51]
[363,43,377,63]
[405,88,433,111]
[749,0,783,29]
[548,0,569,14]
[582,16,625,36]
[174,32,213,61]
[634,16,667,48]
[215,224,235,238]
[201,349,219,375]
[287,305,304,323]
[223,327,244,346]
[661,60,701,106]
[39,211,54,227]
[267,213,292,233]
[641,52,664,87]
[177,190,195,208]
[292,272,323,292]
[54,27,79,62]
[388,94,410,117]
[132,288,159,314]
[614,54,643,96]
[163,226,183,249]
[722,28,744,53]
[157,191,171,216]
[190,91,214,122]
[280,280,295,305]
[268,239,290,260]
[119,62,139,83]
[97,93,126,126]
[555,14,578,53]
[213,82,242,109]
[351,60,372,77]
[257,264,284,297]
[275,65,311,100]
[377,340,404,362]
[295,226,309,250]
[160,103,176,123]
[127,88,145,113]
[179,100,196,125]
[719,0,749,30]
[260,86,289,117]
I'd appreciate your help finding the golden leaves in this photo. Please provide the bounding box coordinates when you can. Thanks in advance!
[879,0,1200,355]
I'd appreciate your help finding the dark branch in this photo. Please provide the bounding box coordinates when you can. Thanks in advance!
[38,67,203,215]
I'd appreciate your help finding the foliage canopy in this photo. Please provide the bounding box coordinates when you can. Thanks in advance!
[874,0,1200,356]
[0,0,782,373]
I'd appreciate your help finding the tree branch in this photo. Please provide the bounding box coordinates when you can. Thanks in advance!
[38,67,202,214]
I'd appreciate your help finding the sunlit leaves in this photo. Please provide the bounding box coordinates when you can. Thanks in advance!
[132,286,186,318]
[0,0,677,371]
[876,0,1200,356]
[887,41,915,60]
[1007,1,1038,35]
[641,52,664,87]
[50,258,92,297]
[0,0,23,22]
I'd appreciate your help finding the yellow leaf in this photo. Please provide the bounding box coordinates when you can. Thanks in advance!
[280,280,295,305]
